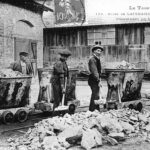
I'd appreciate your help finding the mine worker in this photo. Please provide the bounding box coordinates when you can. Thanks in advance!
[88,44,104,111]
[9,52,34,76]
[50,49,71,110]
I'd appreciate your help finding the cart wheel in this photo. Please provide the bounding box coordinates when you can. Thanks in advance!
[128,104,134,110]
[2,111,14,124]
[69,104,76,114]
[15,109,28,123]
[136,102,143,112]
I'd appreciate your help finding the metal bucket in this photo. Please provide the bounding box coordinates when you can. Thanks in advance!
[0,76,32,109]
[105,69,145,103]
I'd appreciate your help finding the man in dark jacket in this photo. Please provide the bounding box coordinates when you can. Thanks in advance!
[9,52,34,76]
[50,49,71,110]
[88,45,104,111]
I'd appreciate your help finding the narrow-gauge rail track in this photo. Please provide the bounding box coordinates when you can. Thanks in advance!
[0,113,49,135]
[0,106,89,135]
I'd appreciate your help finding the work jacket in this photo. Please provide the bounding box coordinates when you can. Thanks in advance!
[88,55,101,84]
[51,59,69,86]
[10,60,34,76]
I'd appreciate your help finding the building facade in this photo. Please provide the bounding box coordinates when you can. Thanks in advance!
[0,0,53,68]
[43,0,150,72]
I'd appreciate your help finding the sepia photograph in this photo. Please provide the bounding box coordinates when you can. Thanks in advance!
[1,0,150,149]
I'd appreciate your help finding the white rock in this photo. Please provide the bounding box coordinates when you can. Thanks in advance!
[120,121,135,134]
[138,114,148,123]
[145,124,150,131]
[42,136,61,150]
[81,128,102,150]
[99,116,123,133]
[58,125,82,139]
[130,116,138,121]
[108,132,125,139]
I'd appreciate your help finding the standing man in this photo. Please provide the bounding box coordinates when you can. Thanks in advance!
[88,45,104,111]
[50,49,71,110]
[9,52,34,76]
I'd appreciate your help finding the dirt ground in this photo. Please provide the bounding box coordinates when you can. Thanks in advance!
[1,79,150,149]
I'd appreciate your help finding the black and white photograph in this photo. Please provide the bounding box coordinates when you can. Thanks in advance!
[1,0,150,149]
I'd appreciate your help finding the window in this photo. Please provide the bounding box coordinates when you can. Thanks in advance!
[78,29,87,46]
[87,27,115,45]
[116,25,144,45]
[46,28,87,47]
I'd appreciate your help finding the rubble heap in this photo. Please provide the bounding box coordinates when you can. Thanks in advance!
[0,69,28,77]
[8,108,150,150]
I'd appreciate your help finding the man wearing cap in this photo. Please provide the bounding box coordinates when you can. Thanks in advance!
[9,52,34,75]
[88,45,104,111]
[50,49,71,110]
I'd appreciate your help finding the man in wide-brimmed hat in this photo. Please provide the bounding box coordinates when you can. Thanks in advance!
[88,44,104,111]
[50,49,71,110]
[9,52,34,75]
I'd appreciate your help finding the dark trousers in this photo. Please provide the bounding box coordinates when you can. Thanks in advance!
[51,77,62,110]
[89,82,100,111]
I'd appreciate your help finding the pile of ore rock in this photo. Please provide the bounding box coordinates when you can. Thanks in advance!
[68,59,88,72]
[8,108,150,150]
[0,69,27,77]
[106,60,137,70]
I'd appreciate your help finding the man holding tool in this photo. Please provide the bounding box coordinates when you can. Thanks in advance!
[50,49,71,110]
[88,44,104,111]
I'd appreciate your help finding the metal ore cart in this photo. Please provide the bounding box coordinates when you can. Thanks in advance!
[35,68,80,114]
[105,68,145,111]
[0,76,32,124]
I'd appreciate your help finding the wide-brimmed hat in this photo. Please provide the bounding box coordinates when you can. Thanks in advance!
[91,45,104,52]
[19,52,29,57]
[58,49,71,57]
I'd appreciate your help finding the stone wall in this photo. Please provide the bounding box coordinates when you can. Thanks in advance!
[0,3,45,68]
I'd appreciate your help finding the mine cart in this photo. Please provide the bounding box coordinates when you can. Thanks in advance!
[0,76,32,123]
[105,69,145,111]
[35,68,80,114]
